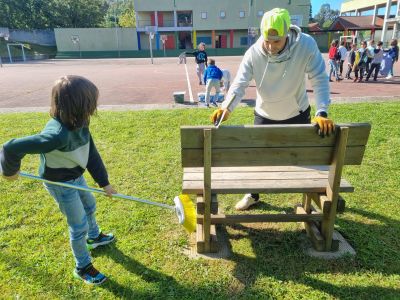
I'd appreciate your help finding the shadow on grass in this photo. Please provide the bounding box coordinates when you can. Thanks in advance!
[220,203,400,299]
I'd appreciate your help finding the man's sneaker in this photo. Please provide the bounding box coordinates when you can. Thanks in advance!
[235,194,258,211]
[386,75,393,79]
[87,232,115,250]
[73,263,107,285]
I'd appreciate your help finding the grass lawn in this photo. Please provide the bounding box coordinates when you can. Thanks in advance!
[0,102,399,299]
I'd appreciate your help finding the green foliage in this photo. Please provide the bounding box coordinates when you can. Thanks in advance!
[314,3,340,28]
[0,102,399,299]
[0,0,109,29]
[102,0,135,28]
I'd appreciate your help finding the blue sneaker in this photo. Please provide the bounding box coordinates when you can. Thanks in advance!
[86,232,115,250]
[73,263,107,285]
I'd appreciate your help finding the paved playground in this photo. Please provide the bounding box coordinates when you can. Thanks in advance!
[0,54,399,112]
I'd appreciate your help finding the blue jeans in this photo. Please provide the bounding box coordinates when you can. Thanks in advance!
[329,59,339,80]
[44,175,100,269]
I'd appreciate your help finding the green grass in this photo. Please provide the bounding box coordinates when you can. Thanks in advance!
[0,102,399,299]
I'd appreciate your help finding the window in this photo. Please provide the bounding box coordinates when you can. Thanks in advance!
[220,11,226,19]
[197,36,212,45]
[240,36,248,46]
[239,11,245,18]
[257,10,264,17]
[201,12,207,19]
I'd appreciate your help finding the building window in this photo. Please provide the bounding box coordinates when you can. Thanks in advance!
[240,36,248,46]
[197,36,212,45]
[239,11,245,18]
[220,11,226,19]
[257,10,264,17]
[201,12,207,19]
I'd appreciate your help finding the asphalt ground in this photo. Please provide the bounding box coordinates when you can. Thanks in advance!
[0,54,399,113]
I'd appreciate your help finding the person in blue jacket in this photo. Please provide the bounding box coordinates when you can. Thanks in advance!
[386,39,399,79]
[203,58,223,107]
[0,75,116,285]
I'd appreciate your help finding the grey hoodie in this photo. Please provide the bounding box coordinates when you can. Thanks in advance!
[222,25,330,120]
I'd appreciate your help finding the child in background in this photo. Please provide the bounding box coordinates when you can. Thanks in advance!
[345,43,357,80]
[0,75,116,286]
[365,40,376,75]
[338,40,348,77]
[328,40,341,82]
[386,39,399,79]
[185,42,208,85]
[366,41,384,81]
[203,58,223,108]
[353,41,368,82]
[221,69,231,93]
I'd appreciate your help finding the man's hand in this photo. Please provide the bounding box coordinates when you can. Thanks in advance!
[2,171,19,181]
[103,184,117,197]
[210,108,230,126]
[312,116,335,137]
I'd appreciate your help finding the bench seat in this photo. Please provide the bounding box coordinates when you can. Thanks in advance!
[183,166,354,194]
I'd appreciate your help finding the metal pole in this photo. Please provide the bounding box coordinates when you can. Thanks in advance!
[22,45,26,61]
[7,44,12,63]
[114,2,120,58]
[149,34,153,64]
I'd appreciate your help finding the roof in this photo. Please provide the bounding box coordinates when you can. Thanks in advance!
[329,16,386,31]
[308,22,322,32]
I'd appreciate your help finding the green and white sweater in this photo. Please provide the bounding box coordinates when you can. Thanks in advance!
[0,118,109,187]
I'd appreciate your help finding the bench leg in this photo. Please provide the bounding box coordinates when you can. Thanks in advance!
[196,194,219,253]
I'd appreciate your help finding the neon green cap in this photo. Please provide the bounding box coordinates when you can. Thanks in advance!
[260,8,291,41]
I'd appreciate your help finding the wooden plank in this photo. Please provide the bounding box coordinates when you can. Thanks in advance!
[197,213,324,224]
[182,178,354,194]
[322,127,349,251]
[312,194,346,214]
[196,223,205,253]
[295,205,325,251]
[196,224,218,253]
[203,129,212,253]
[181,146,366,167]
[181,124,371,149]
[184,166,330,173]
[197,194,218,214]
[302,193,315,213]
[337,195,346,213]
[184,171,329,181]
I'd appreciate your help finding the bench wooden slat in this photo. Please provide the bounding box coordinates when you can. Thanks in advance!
[181,124,371,149]
[182,178,354,194]
[182,146,366,167]
[197,213,324,224]
[184,171,330,181]
[184,166,330,173]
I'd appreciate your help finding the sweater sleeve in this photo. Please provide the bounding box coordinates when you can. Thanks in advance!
[0,132,63,176]
[221,49,253,112]
[86,135,109,188]
[305,38,330,117]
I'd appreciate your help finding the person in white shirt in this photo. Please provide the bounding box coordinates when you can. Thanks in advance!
[210,8,334,211]
[366,41,384,81]
[338,40,348,77]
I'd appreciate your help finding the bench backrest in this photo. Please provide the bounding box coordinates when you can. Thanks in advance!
[180,124,371,168]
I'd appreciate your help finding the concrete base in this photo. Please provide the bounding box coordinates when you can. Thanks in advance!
[304,230,356,259]
[183,226,231,260]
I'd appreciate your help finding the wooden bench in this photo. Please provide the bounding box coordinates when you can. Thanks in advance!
[180,123,371,253]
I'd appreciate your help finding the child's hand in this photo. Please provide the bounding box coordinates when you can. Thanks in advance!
[103,184,117,197]
[2,171,19,181]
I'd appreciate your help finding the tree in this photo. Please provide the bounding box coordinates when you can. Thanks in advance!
[0,0,109,29]
[119,1,135,28]
[314,3,340,29]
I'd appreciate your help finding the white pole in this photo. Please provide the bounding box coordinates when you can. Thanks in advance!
[382,0,393,45]
[149,34,153,64]
[7,44,12,63]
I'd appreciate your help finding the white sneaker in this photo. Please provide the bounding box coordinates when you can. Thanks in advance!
[235,194,258,211]
[386,75,393,79]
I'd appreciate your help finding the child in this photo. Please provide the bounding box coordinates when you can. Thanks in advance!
[353,41,368,82]
[386,39,399,79]
[185,42,208,85]
[338,40,348,77]
[203,58,223,108]
[328,40,341,82]
[345,43,357,80]
[365,40,376,76]
[221,69,231,93]
[366,41,383,81]
[0,75,116,285]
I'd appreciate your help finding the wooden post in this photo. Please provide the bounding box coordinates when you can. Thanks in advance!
[203,129,212,252]
[302,193,314,213]
[321,127,349,251]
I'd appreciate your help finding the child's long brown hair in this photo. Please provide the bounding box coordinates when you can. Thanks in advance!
[50,75,98,130]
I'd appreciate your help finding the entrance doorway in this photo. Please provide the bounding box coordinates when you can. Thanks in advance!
[178,32,193,49]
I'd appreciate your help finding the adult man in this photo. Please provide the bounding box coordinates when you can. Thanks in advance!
[211,8,334,211]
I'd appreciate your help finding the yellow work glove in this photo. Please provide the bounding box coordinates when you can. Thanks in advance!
[210,108,230,126]
[312,116,335,137]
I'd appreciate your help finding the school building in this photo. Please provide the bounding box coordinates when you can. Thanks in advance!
[340,0,399,43]
[133,0,310,52]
